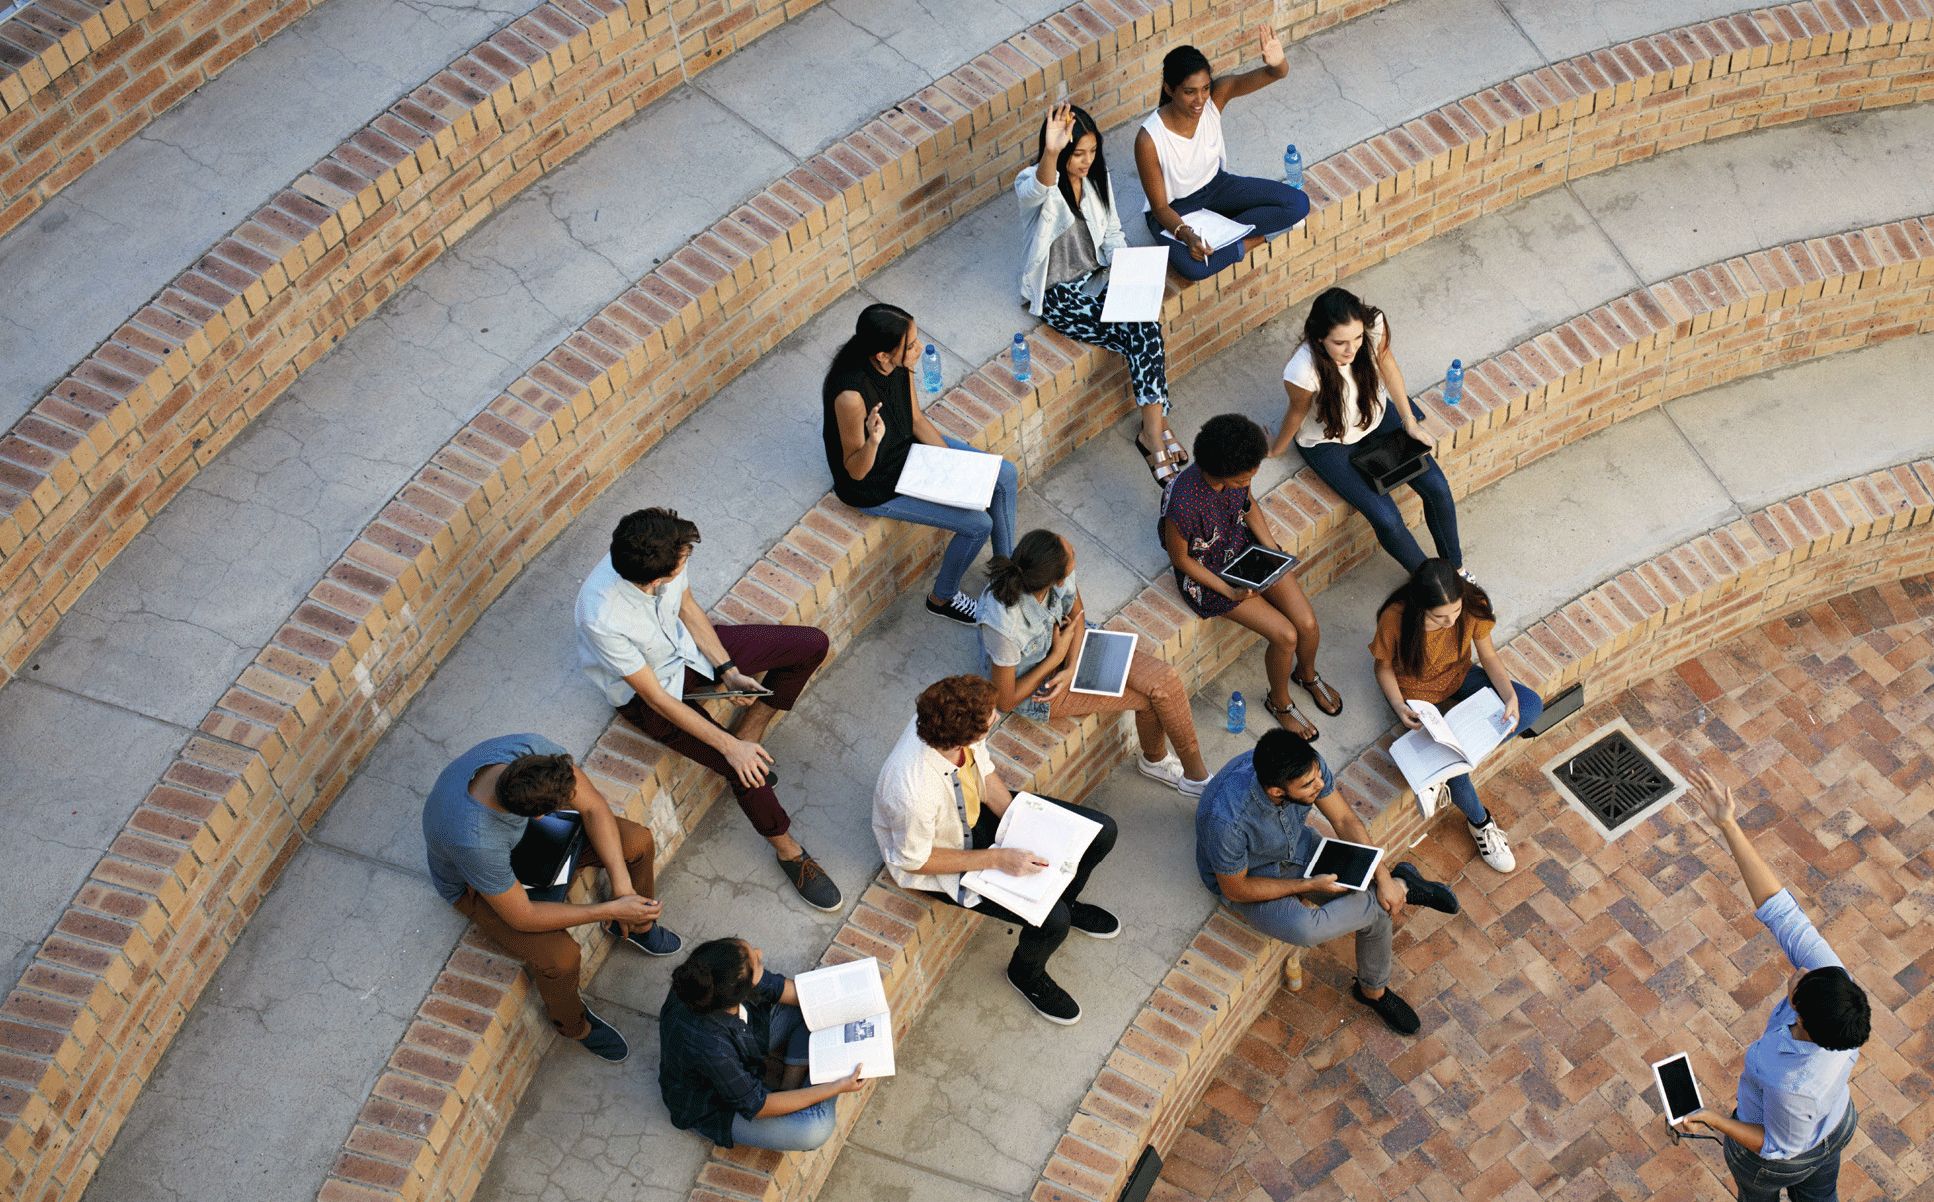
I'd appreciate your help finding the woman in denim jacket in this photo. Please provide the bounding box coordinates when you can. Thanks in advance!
[975,529,1210,795]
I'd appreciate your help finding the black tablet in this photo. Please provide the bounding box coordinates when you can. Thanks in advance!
[1651,1053,1703,1124]
[1304,836,1384,891]
[1070,629,1138,697]
[1218,546,1298,591]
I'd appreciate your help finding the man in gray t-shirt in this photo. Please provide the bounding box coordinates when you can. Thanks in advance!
[422,733,681,1062]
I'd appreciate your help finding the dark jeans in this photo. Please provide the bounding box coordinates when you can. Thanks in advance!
[616,623,830,839]
[930,795,1118,982]
[1145,170,1309,281]
[1442,665,1543,827]
[1724,1103,1857,1202]
[1296,399,1461,572]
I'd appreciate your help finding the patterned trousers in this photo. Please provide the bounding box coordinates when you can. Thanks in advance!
[1042,280,1170,412]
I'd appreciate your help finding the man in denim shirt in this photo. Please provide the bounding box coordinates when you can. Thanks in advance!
[1678,770,1870,1201]
[1193,730,1458,1034]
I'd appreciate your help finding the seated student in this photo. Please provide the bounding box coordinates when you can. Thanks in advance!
[1194,729,1457,1033]
[977,528,1210,795]
[1675,769,1870,1202]
[1370,559,1541,873]
[1270,287,1465,575]
[1019,100,1186,485]
[1159,412,1337,739]
[872,675,1119,1025]
[576,508,841,912]
[659,937,864,1152]
[423,734,680,1062]
[823,302,1020,625]
[1135,33,1309,282]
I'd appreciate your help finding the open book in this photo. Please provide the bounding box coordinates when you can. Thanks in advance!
[959,792,1104,926]
[793,957,895,1085]
[1389,687,1515,801]
[1160,209,1254,252]
[895,443,1003,510]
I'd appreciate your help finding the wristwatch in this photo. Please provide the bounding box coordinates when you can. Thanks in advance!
[715,658,737,676]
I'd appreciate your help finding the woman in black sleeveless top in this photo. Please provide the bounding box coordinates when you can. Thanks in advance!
[823,304,1018,625]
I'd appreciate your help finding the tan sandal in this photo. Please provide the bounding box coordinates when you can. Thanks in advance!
[1295,670,1343,717]
[1135,435,1184,486]
[1262,693,1318,740]
[1160,426,1190,469]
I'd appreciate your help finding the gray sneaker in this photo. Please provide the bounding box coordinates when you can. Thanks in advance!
[780,851,842,912]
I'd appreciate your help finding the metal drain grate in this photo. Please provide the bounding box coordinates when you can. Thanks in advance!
[1556,730,1674,832]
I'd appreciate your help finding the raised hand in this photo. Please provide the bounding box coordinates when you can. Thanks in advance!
[1689,766,1736,827]
[1042,102,1076,157]
[1259,26,1285,69]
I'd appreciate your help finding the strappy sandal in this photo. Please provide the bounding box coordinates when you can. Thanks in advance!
[1262,692,1318,740]
[1134,435,1184,486]
[1294,670,1343,716]
[1160,426,1190,469]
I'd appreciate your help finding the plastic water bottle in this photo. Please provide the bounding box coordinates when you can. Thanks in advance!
[921,344,942,394]
[1444,358,1464,406]
[1226,690,1246,733]
[1283,143,1303,188]
[1011,333,1031,384]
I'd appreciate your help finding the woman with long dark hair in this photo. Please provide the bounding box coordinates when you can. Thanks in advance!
[1134,33,1308,281]
[1370,559,1542,873]
[1272,287,1464,574]
[823,302,1019,624]
[975,528,1210,793]
[658,937,863,1151]
[1019,100,1184,484]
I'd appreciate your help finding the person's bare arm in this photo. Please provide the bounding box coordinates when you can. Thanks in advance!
[1373,657,1422,730]
[1241,495,1282,552]
[1680,1110,1766,1155]
[1271,382,1315,457]
[622,665,773,788]
[1374,324,1430,445]
[833,390,885,478]
[480,879,654,934]
[755,1067,866,1116]
[1161,516,1249,605]
[1210,27,1288,109]
[679,589,766,702]
[1214,867,1338,904]
[1312,788,1404,919]
[908,382,951,448]
[1134,130,1212,262]
[1691,768,1782,907]
[1471,631,1518,728]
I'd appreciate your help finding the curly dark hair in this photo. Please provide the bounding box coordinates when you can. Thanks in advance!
[1192,413,1269,479]
[496,752,577,817]
[915,675,999,750]
[670,938,757,1013]
[610,507,701,584]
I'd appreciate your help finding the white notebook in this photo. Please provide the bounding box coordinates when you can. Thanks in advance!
[1160,209,1254,252]
[1389,687,1514,798]
[894,443,1003,510]
[793,957,895,1084]
[960,792,1104,926]
[1098,245,1169,323]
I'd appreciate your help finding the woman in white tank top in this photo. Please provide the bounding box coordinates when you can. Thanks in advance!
[1134,31,1310,282]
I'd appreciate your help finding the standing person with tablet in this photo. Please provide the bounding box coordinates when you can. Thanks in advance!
[1370,559,1540,872]
[824,302,1020,625]
[1674,769,1869,1201]
[1159,413,1337,739]
[976,529,1211,795]
[1193,730,1458,1032]
[1135,35,1309,282]
[1270,287,1463,575]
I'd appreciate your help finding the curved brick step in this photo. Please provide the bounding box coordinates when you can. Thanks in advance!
[0,0,843,685]
[1034,460,1934,1202]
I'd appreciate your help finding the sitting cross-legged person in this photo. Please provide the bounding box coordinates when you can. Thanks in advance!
[1193,729,1457,1034]
[422,734,680,1062]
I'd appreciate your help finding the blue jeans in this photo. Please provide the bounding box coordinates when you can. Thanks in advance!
[1296,399,1461,572]
[1724,1103,1857,1202]
[1227,863,1394,990]
[859,435,1017,599]
[1442,666,1542,827]
[727,1006,837,1152]
[1145,170,1309,281]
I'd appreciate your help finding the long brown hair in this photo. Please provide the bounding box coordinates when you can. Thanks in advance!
[1377,558,1494,677]
[985,529,1071,608]
[1302,287,1386,441]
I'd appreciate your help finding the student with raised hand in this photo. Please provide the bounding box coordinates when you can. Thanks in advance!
[1272,287,1464,575]
[1194,729,1457,1032]
[659,937,864,1152]
[1159,413,1338,740]
[1675,768,1869,1200]
[576,508,842,912]
[823,302,1020,625]
[1135,33,1309,282]
[422,735,679,1063]
[1019,101,1185,485]
[977,529,1211,796]
[872,675,1119,1025]
[1370,559,1541,873]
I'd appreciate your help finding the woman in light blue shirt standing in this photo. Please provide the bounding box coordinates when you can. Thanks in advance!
[975,528,1210,794]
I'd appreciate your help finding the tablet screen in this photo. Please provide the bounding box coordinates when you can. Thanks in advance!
[1222,546,1293,588]
[1655,1055,1701,1122]
[1071,629,1137,695]
[1307,838,1380,889]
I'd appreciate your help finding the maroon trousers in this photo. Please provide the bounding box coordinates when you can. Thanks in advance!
[616,623,829,838]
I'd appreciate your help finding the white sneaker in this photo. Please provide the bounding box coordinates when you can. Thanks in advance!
[1469,819,1516,873]
[1414,781,1442,820]
[1138,753,1212,798]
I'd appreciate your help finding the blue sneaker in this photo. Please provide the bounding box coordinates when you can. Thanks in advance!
[608,920,682,957]
[575,1005,629,1062]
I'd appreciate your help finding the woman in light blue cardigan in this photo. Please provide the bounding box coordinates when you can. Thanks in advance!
[1017,102,1182,485]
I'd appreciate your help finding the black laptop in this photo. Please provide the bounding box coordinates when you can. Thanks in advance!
[510,810,585,900]
[1347,426,1433,495]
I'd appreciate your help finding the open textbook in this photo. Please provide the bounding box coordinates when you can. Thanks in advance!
[1389,686,1515,802]
[960,792,1105,926]
[895,443,1003,510]
[1159,209,1255,252]
[793,957,895,1084]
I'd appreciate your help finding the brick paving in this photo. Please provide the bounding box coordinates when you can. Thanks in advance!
[1152,580,1934,1202]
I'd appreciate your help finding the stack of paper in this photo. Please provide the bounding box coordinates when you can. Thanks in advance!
[960,792,1105,925]
[895,443,1003,509]
[1160,209,1255,252]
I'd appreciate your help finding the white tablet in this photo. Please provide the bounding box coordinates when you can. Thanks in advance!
[1069,628,1138,697]
[1218,545,1298,591]
[1651,1053,1703,1125]
[1303,836,1384,891]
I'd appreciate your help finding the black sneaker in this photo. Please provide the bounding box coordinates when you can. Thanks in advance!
[926,591,979,625]
[1351,981,1420,1035]
[574,1005,630,1062]
[1007,966,1081,1025]
[780,851,843,912]
[1067,901,1120,940]
[1391,862,1459,915]
[607,920,683,956]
